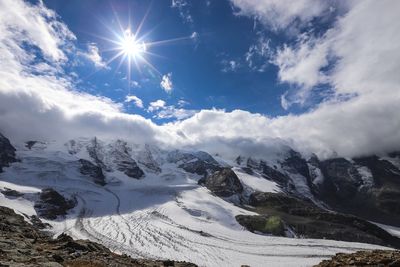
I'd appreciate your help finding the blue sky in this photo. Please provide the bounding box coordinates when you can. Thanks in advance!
[1,0,399,158]
[38,0,333,121]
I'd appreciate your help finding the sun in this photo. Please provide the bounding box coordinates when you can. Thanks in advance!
[96,4,196,95]
[120,29,146,58]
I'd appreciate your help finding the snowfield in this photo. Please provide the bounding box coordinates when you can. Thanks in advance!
[0,140,389,267]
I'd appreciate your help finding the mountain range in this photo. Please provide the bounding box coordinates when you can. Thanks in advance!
[1,132,400,266]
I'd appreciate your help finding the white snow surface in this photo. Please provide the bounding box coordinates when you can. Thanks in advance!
[233,167,281,193]
[0,139,389,267]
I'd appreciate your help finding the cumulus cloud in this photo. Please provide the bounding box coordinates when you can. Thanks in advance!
[0,0,171,145]
[173,0,400,158]
[147,100,195,120]
[156,107,196,120]
[0,0,75,62]
[125,95,144,108]
[272,34,330,107]
[80,43,107,68]
[147,100,166,112]
[230,0,332,31]
[0,0,400,162]
[160,73,173,93]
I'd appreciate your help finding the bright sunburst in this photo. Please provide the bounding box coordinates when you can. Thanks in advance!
[95,4,195,93]
[120,29,147,58]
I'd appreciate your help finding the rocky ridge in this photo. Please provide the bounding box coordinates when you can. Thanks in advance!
[314,250,400,267]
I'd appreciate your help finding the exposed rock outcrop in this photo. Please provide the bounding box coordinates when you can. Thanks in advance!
[34,188,76,220]
[79,159,106,186]
[168,150,222,176]
[0,187,24,197]
[203,168,243,197]
[315,250,400,267]
[108,140,145,179]
[0,132,17,172]
[69,138,145,179]
[0,206,197,267]
[314,156,400,227]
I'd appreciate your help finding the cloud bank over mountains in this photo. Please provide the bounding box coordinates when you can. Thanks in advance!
[0,0,399,159]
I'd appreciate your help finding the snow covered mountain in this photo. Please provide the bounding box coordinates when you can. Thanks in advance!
[1,132,400,267]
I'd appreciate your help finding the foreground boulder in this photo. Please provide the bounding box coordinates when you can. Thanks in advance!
[0,132,17,172]
[242,192,400,248]
[34,188,76,220]
[203,168,243,197]
[315,250,400,267]
[0,206,197,267]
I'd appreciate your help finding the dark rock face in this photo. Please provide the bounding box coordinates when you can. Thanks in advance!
[233,150,400,230]
[85,138,145,179]
[137,144,161,173]
[168,150,222,176]
[0,206,197,267]
[109,140,145,179]
[117,160,145,179]
[78,159,106,186]
[311,155,400,227]
[25,140,37,149]
[315,250,400,267]
[34,188,76,220]
[282,150,311,180]
[319,158,362,200]
[245,192,400,248]
[86,137,109,171]
[247,158,290,187]
[0,133,17,172]
[0,187,24,197]
[204,168,243,197]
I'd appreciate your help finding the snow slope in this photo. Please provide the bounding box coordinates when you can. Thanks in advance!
[0,140,389,267]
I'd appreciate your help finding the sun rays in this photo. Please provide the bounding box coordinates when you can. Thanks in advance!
[95,3,195,94]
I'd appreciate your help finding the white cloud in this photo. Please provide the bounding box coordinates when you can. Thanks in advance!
[125,95,144,108]
[245,35,271,72]
[147,100,166,112]
[177,99,189,107]
[80,43,107,68]
[230,0,333,31]
[272,35,330,107]
[156,107,196,120]
[171,0,193,24]
[0,0,76,63]
[191,31,198,40]
[0,0,169,145]
[130,80,140,88]
[1,0,400,162]
[221,60,240,73]
[160,73,173,93]
[147,99,196,120]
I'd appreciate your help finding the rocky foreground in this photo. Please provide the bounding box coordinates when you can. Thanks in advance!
[0,206,196,267]
[315,250,400,266]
